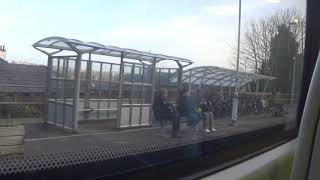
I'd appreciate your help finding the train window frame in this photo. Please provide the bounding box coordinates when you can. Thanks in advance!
[0,0,313,179]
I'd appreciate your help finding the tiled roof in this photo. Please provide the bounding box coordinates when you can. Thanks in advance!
[0,64,47,93]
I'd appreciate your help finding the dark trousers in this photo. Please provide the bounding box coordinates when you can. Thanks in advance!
[158,112,180,137]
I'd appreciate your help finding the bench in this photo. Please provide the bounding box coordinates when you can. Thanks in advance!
[154,114,190,131]
[180,116,191,126]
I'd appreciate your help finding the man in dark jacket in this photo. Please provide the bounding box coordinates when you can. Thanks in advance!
[153,88,180,137]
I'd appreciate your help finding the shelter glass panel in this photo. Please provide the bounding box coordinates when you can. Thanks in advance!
[80,61,87,80]
[111,64,120,81]
[47,56,76,128]
[91,62,101,81]
[51,58,59,78]
[124,64,133,82]
[101,63,111,81]
[67,59,75,79]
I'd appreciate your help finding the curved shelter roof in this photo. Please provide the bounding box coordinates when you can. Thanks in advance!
[33,36,193,66]
[172,66,275,88]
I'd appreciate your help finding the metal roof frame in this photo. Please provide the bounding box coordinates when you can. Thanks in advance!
[172,66,275,88]
[33,36,193,67]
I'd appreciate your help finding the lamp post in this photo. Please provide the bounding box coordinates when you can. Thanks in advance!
[289,19,306,104]
[291,56,296,104]
[231,0,242,126]
[231,0,281,125]
[290,18,306,55]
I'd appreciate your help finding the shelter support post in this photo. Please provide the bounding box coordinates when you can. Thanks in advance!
[231,0,242,126]
[84,54,92,119]
[262,79,270,97]
[262,79,270,94]
[128,64,135,126]
[139,64,145,125]
[149,58,157,125]
[177,62,183,92]
[231,79,239,126]
[188,69,192,95]
[228,80,232,97]
[220,82,224,98]
[291,58,296,104]
[117,52,124,128]
[45,56,53,124]
[199,76,204,89]
[73,54,82,132]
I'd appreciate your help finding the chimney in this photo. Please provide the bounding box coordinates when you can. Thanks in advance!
[0,44,7,60]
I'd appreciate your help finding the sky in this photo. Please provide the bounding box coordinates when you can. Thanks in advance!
[0,0,306,68]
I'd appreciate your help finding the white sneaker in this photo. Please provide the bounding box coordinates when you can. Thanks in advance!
[211,128,217,132]
[204,129,210,133]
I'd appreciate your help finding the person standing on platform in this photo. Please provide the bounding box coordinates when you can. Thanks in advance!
[207,98,217,132]
[199,95,216,132]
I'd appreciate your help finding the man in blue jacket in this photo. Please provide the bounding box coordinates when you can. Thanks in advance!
[176,88,201,131]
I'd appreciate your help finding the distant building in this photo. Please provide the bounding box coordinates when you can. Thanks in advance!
[0,63,47,93]
[0,45,6,61]
[0,63,47,119]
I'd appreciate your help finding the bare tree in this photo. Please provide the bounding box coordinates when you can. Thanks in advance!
[230,8,304,75]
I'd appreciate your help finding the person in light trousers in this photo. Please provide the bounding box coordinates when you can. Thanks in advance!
[199,98,216,132]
